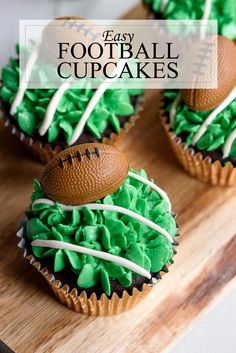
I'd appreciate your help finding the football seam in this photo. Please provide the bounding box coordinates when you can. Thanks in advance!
[192,40,216,78]
[62,19,100,41]
[59,147,100,167]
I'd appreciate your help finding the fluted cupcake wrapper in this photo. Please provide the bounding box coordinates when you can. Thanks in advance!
[0,94,145,164]
[160,111,236,186]
[17,217,178,316]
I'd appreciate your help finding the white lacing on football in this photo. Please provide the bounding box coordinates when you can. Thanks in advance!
[10,42,40,115]
[32,199,174,243]
[128,171,171,212]
[31,239,152,279]
[192,87,236,152]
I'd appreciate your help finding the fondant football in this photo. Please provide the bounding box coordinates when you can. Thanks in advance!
[181,36,236,111]
[41,143,129,205]
[43,16,96,49]
[42,17,115,77]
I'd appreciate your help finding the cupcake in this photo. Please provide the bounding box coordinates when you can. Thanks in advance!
[17,143,178,315]
[0,18,144,164]
[143,0,236,39]
[160,36,236,185]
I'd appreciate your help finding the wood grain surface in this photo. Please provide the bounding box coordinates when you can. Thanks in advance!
[0,88,236,353]
[0,5,236,353]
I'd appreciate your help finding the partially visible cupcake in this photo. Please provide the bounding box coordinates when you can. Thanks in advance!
[143,0,236,39]
[17,143,178,315]
[160,36,236,185]
[1,17,144,164]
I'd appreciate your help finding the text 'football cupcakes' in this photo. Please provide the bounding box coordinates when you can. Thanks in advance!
[17,143,178,315]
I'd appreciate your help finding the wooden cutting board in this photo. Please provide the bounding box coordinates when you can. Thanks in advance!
[0,5,236,353]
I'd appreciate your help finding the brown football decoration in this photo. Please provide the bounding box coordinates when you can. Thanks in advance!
[181,36,236,111]
[41,143,129,205]
[42,17,117,77]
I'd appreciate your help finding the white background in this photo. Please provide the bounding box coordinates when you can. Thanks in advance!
[0,0,138,69]
[0,1,235,352]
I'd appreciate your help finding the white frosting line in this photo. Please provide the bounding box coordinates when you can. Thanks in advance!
[170,93,181,125]
[12,46,126,142]
[68,59,127,146]
[160,0,169,13]
[192,87,236,146]
[223,129,236,158]
[32,199,174,243]
[169,0,212,122]
[170,0,233,154]
[202,0,212,20]
[128,171,171,212]
[200,0,212,39]
[39,79,72,136]
[31,239,151,279]
[10,43,40,115]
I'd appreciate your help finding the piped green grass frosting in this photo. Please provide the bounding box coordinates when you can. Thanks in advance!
[144,0,236,38]
[26,169,176,296]
[165,90,236,158]
[1,45,143,144]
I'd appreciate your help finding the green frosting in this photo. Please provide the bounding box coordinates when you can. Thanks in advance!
[144,0,236,38]
[1,45,143,144]
[26,169,176,296]
[164,90,236,158]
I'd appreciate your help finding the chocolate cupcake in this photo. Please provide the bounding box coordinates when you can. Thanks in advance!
[143,0,236,39]
[0,40,144,163]
[17,143,178,315]
[160,36,236,185]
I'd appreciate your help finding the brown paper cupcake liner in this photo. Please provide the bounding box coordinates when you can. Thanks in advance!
[160,107,236,186]
[0,94,145,164]
[17,217,179,316]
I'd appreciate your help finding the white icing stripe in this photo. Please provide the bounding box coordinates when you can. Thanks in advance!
[192,87,236,146]
[161,0,211,20]
[223,129,236,158]
[128,171,171,212]
[169,0,212,123]
[12,42,126,143]
[200,0,212,39]
[39,79,72,136]
[68,59,127,146]
[168,1,235,158]
[202,0,212,21]
[10,43,40,115]
[160,0,169,13]
[32,199,174,243]
[31,239,151,279]
[170,93,181,125]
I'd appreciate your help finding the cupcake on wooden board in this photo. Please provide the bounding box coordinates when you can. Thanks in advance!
[143,0,236,39]
[17,143,178,315]
[161,36,236,185]
[0,17,144,164]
